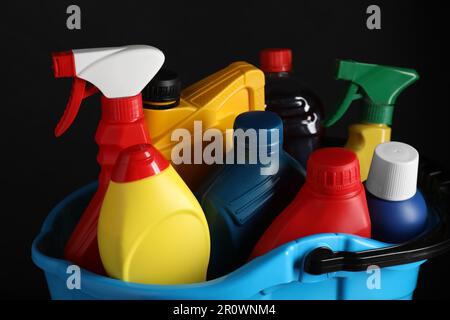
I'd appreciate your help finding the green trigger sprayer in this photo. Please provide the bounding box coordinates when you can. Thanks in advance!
[325,60,419,181]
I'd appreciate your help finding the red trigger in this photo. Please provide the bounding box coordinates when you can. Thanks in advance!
[84,84,100,99]
[55,78,87,137]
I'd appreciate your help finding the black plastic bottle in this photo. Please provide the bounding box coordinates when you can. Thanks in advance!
[260,48,325,170]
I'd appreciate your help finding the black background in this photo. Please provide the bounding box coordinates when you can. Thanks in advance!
[2,0,450,299]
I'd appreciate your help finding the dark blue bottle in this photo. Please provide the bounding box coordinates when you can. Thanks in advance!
[196,111,305,279]
[366,142,428,243]
[366,190,428,243]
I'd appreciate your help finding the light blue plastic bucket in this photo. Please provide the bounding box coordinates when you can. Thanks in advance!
[32,182,448,300]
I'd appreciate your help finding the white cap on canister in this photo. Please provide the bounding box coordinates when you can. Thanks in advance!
[366,142,419,201]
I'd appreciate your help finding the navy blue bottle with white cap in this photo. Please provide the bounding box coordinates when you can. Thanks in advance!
[366,142,428,243]
[196,111,304,279]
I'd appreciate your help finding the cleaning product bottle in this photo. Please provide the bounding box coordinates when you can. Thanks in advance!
[366,142,427,243]
[324,60,419,181]
[143,62,265,190]
[196,111,304,279]
[142,69,181,110]
[98,144,210,284]
[260,48,325,169]
[52,45,165,274]
[250,147,371,259]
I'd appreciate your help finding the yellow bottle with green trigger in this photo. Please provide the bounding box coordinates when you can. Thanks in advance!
[98,144,210,285]
[142,62,265,190]
[325,60,419,181]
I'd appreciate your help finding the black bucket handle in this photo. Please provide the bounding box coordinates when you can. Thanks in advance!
[304,159,450,275]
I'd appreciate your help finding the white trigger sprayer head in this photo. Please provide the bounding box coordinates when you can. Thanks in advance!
[52,45,165,136]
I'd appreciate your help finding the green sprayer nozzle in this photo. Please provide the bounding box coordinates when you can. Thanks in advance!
[324,60,419,127]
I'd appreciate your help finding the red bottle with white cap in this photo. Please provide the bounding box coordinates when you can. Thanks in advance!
[250,147,371,259]
[52,45,165,273]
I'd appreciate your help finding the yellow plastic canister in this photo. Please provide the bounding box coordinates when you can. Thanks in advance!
[98,144,210,285]
[143,62,265,189]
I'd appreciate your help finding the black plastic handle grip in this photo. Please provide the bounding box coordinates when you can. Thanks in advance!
[304,160,450,275]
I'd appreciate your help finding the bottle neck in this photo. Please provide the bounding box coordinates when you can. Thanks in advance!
[101,93,144,123]
[361,99,394,126]
[111,144,170,183]
[265,71,292,79]
[143,98,180,110]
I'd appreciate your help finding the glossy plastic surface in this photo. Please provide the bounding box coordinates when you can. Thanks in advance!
[263,64,324,169]
[196,112,304,279]
[325,60,419,181]
[32,182,425,300]
[111,144,169,183]
[52,46,164,136]
[366,142,420,201]
[326,60,419,127]
[143,62,265,190]
[53,46,165,274]
[251,148,371,258]
[368,190,428,243]
[63,94,151,275]
[72,45,165,98]
[259,48,292,73]
[98,153,210,284]
[142,69,181,108]
[345,123,392,181]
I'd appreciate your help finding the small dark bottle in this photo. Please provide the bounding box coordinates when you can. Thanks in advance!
[260,48,325,170]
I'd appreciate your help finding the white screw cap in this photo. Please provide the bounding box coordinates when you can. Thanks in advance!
[366,142,419,201]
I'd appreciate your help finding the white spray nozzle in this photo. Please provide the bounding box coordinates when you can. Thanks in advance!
[52,45,165,137]
[73,45,165,98]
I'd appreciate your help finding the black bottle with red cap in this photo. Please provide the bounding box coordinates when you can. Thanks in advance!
[260,48,325,170]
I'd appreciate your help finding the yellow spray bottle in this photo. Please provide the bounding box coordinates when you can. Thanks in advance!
[142,62,265,190]
[98,144,210,285]
[325,60,419,181]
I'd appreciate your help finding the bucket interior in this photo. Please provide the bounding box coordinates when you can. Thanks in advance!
[36,185,92,262]
[36,181,440,277]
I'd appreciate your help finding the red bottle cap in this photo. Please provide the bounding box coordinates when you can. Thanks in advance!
[259,48,293,73]
[101,93,145,123]
[112,144,170,183]
[306,148,362,196]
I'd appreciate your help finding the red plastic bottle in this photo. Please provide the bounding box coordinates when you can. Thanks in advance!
[250,148,371,259]
[52,46,165,274]
[62,95,151,274]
